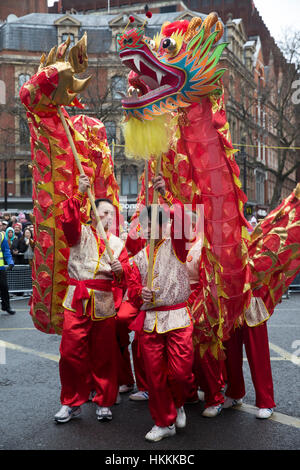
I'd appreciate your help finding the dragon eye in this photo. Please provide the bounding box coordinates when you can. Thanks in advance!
[162,37,176,51]
[148,39,156,50]
[124,37,133,45]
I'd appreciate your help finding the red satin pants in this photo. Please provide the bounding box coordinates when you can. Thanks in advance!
[59,309,119,407]
[115,317,135,387]
[140,323,194,427]
[224,321,276,409]
[193,347,225,408]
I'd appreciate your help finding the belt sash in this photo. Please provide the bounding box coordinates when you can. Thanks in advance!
[70,278,112,317]
[129,301,188,332]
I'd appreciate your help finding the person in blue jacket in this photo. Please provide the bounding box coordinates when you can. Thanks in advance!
[0,230,15,314]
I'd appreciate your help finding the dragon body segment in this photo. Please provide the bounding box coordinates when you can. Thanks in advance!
[20,35,119,335]
[118,13,300,356]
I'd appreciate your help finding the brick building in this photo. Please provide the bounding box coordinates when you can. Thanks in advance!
[0,0,48,21]
[0,0,298,218]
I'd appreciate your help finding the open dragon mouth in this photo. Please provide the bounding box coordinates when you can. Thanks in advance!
[120,48,185,109]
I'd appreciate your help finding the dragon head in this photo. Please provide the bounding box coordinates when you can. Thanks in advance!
[118,13,227,120]
[20,33,91,114]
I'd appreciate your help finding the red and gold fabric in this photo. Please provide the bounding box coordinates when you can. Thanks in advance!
[61,195,130,321]
[248,183,300,316]
[19,36,119,335]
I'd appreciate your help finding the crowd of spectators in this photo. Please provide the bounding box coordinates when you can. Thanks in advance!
[0,211,34,266]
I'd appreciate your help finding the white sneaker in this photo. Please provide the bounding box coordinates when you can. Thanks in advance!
[145,424,176,442]
[119,384,134,394]
[223,396,243,409]
[176,407,186,428]
[256,408,273,419]
[129,390,149,401]
[96,406,112,421]
[54,405,81,423]
[202,404,222,418]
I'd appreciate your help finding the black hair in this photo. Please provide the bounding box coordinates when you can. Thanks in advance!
[94,198,114,208]
[139,205,169,227]
[90,198,114,217]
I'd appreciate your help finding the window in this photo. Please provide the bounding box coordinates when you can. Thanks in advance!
[20,164,32,197]
[111,75,127,100]
[160,6,176,13]
[19,117,30,147]
[18,74,30,91]
[0,80,6,104]
[231,120,236,143]
[61,33,75,47]
[256,171,265,204]
[121,166,138,196]
[105,121,116,144]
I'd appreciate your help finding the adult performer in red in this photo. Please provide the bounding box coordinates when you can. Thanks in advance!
[54,173,131,423]
[222,218,276,419]
[186,225,226,417]
[222,293,276,419]
[127,174,194,442]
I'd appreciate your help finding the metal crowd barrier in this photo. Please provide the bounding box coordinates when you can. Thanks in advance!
[6,265,33,294]
[288,272,300,294]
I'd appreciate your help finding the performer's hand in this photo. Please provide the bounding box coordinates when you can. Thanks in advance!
[152,173,166,196]
[78,174,90,194]
[141,287,153,303]
[111,259,123,275]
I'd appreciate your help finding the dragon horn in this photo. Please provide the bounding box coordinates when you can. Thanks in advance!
[56,35,71,62]
[214,21,224,44]
[71,76,92,93]
[45,46,57,67]
[38,53,46,72]
[184,17,202,42]
[68,32,88,73]
[201,12,219,42]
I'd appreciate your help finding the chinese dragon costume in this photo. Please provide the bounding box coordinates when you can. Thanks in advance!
[19,34,119,335]
[117,12,300,358]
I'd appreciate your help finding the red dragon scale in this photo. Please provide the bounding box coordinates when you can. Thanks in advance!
[20,34,119,335]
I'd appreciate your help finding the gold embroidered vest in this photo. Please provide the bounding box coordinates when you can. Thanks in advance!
[133,239,191,333]
[63,225,124,320]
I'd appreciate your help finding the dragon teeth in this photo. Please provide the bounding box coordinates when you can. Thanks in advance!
[156,70,164,86]
[133,56,141,72]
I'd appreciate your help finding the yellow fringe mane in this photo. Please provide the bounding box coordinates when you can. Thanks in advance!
[122,114,171,160]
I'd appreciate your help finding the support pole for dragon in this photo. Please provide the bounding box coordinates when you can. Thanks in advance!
[146,154,162,289]
[58,106,114,262]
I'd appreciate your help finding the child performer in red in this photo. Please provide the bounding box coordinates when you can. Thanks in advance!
[127,174,194,442]
[55,174,131,423]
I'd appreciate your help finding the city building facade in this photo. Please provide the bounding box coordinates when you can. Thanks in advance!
[0,0,298,220]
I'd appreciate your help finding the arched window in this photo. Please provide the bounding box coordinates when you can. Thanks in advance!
[121,165,138,196]
[20,164,32,197]
[111,75,127,100]
[18,74,30,91]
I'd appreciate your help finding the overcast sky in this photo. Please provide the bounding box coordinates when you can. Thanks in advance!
[254,0,299,43]
[47,0,299,43]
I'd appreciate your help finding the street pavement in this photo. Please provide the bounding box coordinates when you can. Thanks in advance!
[0,293,299,457]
